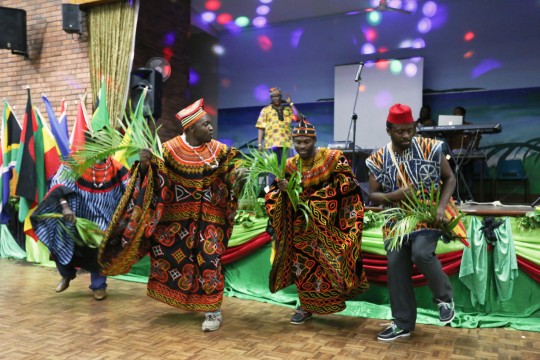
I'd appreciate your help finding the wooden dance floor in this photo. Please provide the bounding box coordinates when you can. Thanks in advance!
[1,259,538,360]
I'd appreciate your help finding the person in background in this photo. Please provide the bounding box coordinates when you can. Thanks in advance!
[265,118,369,325]
[416,105,436,127]
[256,87,301,183]
[99,99,245,332]
[31,157,129,301]
[446,106,481,152]
[366,104,457,341]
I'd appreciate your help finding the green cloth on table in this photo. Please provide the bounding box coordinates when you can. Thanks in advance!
[459,217,518,306]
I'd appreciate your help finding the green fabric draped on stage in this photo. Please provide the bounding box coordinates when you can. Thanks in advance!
[113,216,540,332]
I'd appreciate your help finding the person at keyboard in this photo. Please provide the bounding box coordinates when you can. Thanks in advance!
[445,106,482,152]
[415,105,437,139]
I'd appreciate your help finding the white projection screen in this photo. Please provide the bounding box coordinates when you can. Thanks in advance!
[334,57,424,149]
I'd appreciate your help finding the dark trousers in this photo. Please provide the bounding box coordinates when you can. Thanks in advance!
[55,245,107,291]
[267,147,285,185]
[386,230,453,331]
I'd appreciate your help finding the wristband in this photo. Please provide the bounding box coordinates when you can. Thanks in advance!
[289,102,294,106]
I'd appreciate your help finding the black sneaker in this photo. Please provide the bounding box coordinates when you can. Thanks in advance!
[377,322,411,341]
[437,300,455,324]
[290,308,313,324]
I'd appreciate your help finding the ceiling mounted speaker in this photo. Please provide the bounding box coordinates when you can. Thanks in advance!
[146,57,172,82]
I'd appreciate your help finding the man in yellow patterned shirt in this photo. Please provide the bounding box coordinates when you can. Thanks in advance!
[256,88,300,180]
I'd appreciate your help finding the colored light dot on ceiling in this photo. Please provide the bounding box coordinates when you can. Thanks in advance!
[217,13,233,25]
[464,31,475,41]
[464,51,474,59]
[257,35,272,51]
[257,5,270,16]
[412,38,426,48]
[260,0,272,4]
[422,1,437,17]
[253,16,267,28]
[404,63,418,77]
[417,18,432,34]
[212,44,225,56]
[201,12,216,23]
[375,60,390,70]
[390,60,403,75]
[364,28,377,42]
[205,0,221,11]
[189,69,199,86]
[235,16,250,27]
[221,78,231,87]
[367,11,381,25]
[361,43,376,55]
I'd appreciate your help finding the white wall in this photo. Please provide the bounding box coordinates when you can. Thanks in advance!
[217,1,540,109]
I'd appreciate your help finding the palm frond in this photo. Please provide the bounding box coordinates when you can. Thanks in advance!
[65,89,163,178]
[236,149,312,225]
[379,182,465,250]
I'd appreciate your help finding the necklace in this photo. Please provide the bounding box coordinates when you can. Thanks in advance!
[182,135,219,169]
[91,159,111,188]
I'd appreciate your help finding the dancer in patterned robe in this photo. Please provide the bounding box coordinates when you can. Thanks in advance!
[99,99,243,332]
[265,118,369,324]
[31,157,128,300]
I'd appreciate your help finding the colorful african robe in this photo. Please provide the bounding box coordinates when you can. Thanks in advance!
[31,159,128,271]
[99,136,241,312]
[265,148,369,314]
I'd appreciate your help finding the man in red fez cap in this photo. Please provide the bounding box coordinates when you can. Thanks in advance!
[366,103,459,341]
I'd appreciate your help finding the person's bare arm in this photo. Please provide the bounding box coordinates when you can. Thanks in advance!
[368,172,412,206]
[257,128,265,150]
[436,155,456,222]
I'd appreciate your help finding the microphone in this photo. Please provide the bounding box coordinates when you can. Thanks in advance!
[354,62,364,82]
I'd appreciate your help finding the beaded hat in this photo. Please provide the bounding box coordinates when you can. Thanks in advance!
[269,87,282,95]
[387,103,414,124]
[292,117,316,137]
[175,99,207,129]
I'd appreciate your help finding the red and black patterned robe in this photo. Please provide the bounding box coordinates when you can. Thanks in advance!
[99,136,241,312]
[265,148,369,314]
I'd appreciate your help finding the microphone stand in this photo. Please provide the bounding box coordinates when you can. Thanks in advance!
[346,79,362,175]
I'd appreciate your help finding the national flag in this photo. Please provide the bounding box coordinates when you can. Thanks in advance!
[34,106,61,180]
[0,100,22,223]
[15,88,44,222]
[70,98,90,154]
[113,88,147,168]
[42,94,70,158]
[58,99,69,143]
[91,78,110,132]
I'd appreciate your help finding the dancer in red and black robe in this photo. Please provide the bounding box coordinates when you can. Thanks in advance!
[99,99,243,332]
[265,118,369,324]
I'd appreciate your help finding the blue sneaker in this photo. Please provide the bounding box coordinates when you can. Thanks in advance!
[377,322,411,341]
[437,300,455,324]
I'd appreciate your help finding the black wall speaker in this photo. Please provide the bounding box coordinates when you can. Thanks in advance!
[130,68,163,119]
[0,6,28,56]
[62,4,82,34]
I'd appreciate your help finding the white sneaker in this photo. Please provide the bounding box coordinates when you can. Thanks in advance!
[202,312,222,332]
